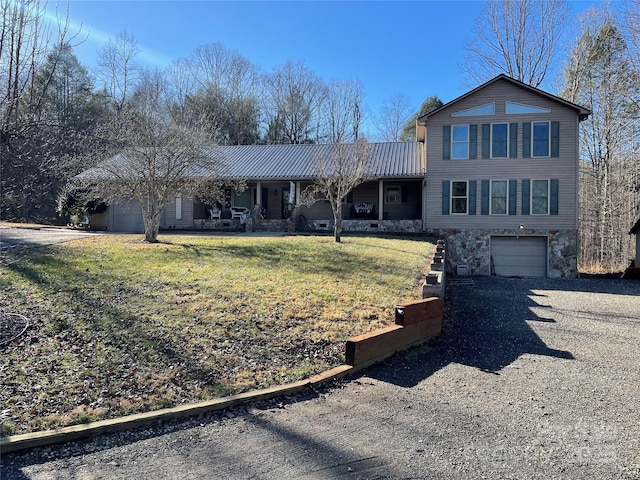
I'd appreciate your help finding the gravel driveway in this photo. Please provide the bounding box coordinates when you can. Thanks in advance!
[2,277,639,479]
[0,226,99,252]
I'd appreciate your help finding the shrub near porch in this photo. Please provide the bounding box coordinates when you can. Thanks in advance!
[0,234,434,435]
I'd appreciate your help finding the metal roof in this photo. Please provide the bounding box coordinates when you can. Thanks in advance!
[84,142,423,182]
[208,142,422,180]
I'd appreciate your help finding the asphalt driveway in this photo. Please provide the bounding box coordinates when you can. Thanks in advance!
[2,276,639,479]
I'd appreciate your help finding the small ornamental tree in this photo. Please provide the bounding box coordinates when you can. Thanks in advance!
[301,139,375,242]
[71,74,237,242]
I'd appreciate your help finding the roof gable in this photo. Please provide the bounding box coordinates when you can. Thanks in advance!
[418,74,590,123]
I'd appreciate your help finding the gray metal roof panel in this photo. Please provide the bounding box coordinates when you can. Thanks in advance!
[79,142,423,181]
[212,142,422,180]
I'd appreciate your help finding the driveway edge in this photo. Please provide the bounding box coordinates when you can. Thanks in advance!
[0,365,357,454]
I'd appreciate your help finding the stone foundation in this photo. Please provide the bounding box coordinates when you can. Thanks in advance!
[192,219,246,231]
[426,228,578,278]
[306,219,423,233]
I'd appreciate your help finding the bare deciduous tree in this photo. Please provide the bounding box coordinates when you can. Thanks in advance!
[264,61,325,144]
[463,0,570,87]
[321,78,365,143]
[563,12,640,270]
[178,43,262,145]
[300,139,375,242]
[96,31,141,113]
[0,0,83,221]
[72,75,230,243]
[374,94,412,142]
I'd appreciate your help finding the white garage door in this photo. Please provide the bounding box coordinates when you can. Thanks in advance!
[491,236,547,277]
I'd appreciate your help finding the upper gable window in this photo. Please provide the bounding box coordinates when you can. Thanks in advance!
[451,103,495,117]
[506,102,551,114]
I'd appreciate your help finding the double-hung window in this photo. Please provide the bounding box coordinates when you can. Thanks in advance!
[531,179,549,214]
[451,125,469,159]
[451,181,468,214]
[491,123,508,158]
[490,180,508,215]
[532,122,550,157]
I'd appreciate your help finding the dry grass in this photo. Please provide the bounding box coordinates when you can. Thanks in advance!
[0,234,434,435]
[578,260,627,275]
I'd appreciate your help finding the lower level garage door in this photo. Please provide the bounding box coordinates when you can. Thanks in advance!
[491,236,547,277]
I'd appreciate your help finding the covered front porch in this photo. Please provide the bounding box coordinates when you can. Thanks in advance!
[190,178,425,233]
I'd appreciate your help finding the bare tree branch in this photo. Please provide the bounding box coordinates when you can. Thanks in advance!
[300,139,376,242]
[462,0,570,88]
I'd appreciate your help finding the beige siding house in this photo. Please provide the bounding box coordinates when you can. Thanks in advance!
[417,75,590,278]
[89,75,590,277]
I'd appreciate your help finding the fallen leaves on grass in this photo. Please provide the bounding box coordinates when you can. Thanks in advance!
[0,234,434,435]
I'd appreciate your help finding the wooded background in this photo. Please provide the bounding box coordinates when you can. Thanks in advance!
[1,0,638,270]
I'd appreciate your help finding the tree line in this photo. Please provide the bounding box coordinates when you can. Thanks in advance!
[0,2,429,225]
[2,0,639,269]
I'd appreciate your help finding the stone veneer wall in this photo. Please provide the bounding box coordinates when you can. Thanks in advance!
[306,219,423,233]
[192,219,245,231]
[425,228,578,278]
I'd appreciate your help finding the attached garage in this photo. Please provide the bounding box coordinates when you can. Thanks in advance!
[111,201,144,233]
[491,236,547,277]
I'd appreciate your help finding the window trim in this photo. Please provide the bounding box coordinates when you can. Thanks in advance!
[451,124,469,160]
[532,121,551,158]
[490,123,509,159]
[450,180,468,215]
[385,185,401,204]
[490,180,509,215]
[531,179,550,215]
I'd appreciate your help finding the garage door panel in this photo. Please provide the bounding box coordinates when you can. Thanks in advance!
[491,236,547,277]
[113,201,144,233]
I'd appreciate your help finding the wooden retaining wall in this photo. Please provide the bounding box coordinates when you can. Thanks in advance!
[345,297,443,367]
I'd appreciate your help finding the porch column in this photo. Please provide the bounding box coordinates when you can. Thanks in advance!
[296,181,301,205]
[378,180,384,220]
[256,181,262,206]
[422,177,428,230]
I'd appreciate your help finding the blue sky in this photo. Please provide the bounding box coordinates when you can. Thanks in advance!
[53,0,600,128]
